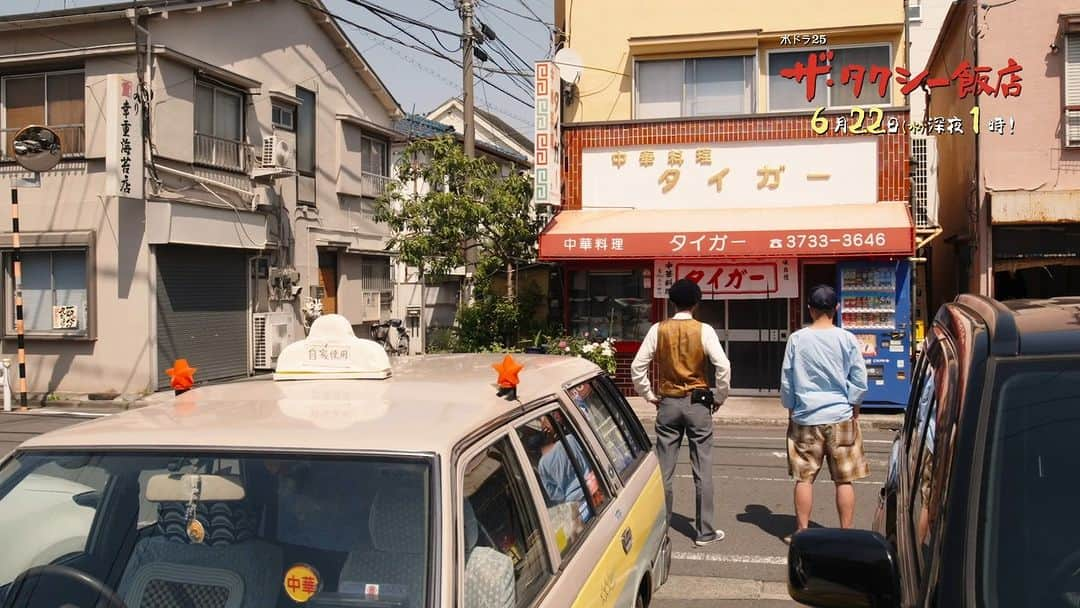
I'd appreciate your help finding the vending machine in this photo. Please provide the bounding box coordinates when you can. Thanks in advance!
[836,260,912,408]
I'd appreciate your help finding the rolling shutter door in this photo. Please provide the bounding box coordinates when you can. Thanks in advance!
[156,245,248,387]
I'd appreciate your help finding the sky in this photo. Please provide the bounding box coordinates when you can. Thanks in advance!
[1,0,554,136]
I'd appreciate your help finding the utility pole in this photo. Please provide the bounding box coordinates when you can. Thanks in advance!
[459,0,476,158]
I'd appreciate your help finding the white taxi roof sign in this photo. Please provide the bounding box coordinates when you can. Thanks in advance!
[273,314,391,380]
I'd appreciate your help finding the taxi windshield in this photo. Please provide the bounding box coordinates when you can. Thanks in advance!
[0,451,433,608]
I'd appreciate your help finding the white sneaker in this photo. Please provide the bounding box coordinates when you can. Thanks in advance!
[694,530,726,546]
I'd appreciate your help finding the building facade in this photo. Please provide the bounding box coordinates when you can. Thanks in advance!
[539,0,917,401]
[926,0,1080,307]
[0,0,401,397]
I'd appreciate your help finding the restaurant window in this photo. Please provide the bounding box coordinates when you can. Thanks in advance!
[194,81,245,171]
[568,270,651,341]
[296,87,316,175]
[635,56,755,119]
[768,44,892,110]
[271,101,295,131]
[5,249,89,337]
[2,70,84,159]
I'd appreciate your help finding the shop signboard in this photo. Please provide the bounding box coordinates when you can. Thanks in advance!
[581,138,877,209]
[653,259,798,300]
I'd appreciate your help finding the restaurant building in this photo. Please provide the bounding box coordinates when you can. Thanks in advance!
[538,1,917,402]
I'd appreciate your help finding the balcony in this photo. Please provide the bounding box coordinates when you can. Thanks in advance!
[194,132,250,173]
[1,124,85,161]
[361,171,392,198]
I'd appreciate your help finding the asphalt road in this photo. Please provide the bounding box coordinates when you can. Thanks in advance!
[0,413,895,606]
[648,423,894,606]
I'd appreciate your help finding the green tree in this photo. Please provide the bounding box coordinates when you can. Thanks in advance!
[375,135,543,301]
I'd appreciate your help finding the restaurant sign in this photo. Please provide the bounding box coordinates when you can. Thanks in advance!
[534,61,561,208]
[653,259,798,300]
[581,138,877,209]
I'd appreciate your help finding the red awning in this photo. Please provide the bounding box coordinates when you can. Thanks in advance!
[538,203,915,260]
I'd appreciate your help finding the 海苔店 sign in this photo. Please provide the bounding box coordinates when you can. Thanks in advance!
[105,75,144,199]
[653,259,798,300]
[582,139,877,209]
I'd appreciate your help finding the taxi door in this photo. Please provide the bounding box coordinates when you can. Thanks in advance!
[544,375,667,608]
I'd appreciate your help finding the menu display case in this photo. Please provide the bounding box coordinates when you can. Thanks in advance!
[837,260,912,408]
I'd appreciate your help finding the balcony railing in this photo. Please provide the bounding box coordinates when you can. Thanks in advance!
[1,124,85,161]
[361,171,392,198]
[194,132,250,173]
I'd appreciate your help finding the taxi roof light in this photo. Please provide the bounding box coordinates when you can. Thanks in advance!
[273,314,391,381]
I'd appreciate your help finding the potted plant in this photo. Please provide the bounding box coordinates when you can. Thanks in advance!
[524,330,547,354]
[546,333,617,376]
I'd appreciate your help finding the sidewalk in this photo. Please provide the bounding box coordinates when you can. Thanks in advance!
[627,395,904,432]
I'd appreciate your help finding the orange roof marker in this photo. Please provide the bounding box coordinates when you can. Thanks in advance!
[166,359,196,395]
[492,354,524,400]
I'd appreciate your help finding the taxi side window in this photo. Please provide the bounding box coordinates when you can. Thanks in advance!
[515,410,609,557]
[567,378,649,482]
[462,437,552,608]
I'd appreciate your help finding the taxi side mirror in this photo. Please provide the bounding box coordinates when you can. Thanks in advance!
[787,528,901,608]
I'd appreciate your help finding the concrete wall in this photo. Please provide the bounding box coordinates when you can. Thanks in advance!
[555,0,906,123]
[0,0,398,394]
[908,0,955,123]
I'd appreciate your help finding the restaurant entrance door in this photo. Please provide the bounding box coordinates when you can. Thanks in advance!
[676,299,790,394]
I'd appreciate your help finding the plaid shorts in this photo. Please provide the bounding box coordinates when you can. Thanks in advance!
[787,418,870,483]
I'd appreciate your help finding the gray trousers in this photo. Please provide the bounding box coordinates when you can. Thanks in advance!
[655,395,716,539]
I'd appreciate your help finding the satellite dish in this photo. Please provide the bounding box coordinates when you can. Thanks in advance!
[553,47,584,84]
[12,125,61,173]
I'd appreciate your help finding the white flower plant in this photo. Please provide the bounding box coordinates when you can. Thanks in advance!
[546,329,618,375]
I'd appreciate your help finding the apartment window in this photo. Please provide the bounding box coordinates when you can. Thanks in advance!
[1,70,84,159]
[194,81,245,171]
[1064,34,1080,146]
[636,56,754,119]
[768,44,892,110]
[296,87,316,175]
[271,101,295,131]
[907,0,922,22]
[361,134,388,176]
[5,250,89,336]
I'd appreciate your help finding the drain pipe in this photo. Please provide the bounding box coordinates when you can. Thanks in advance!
[126,8,152,87]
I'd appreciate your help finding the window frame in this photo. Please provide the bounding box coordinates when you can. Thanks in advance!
[633,54,757,119]
[904,332,959,583]
[456,427,557,608]
[0,68,86,159]
[295,86,317,177]
[1,236,95,340]
[270,101,296,131]
[1063,33,1080,147]
[194,79,245,142]
[360,132,390,177]
[765,42,894,112]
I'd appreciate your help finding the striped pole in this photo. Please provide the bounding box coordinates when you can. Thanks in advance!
[10,188,27,410]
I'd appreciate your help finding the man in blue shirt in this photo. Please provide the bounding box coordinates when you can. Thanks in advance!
[780,285,869,542]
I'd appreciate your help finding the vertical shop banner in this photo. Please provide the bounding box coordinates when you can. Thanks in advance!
[534,61,561,208]
[653,259,798,300]
[105,75,144,199]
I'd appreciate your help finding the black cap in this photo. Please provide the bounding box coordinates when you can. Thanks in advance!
[808,284,838,310]
[669,278,703,309]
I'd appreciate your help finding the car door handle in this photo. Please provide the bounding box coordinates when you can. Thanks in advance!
[621,527,633,554]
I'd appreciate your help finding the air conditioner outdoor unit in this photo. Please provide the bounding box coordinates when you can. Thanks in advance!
[251,136,294,179]
[253,311,294,369]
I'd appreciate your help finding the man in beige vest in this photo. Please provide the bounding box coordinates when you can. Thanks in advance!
[631,279,731,545]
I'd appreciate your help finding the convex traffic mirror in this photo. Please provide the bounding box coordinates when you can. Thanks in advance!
[12,125,62,173]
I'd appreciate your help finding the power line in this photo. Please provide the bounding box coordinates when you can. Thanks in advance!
[476,4,548,54]
[484,0,554,27]
[424,0,455,11]
[340,0,464,38]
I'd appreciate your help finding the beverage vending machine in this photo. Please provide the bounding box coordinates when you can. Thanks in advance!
[836,260,912,408]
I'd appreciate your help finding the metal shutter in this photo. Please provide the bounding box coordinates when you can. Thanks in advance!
[1066,34,1080,146]
[156,245,248,388]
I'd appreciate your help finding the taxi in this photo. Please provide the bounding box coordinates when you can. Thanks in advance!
[0,314,671,608]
